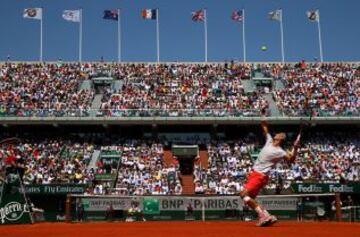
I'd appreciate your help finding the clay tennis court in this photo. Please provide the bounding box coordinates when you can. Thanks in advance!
[1,221,359,237]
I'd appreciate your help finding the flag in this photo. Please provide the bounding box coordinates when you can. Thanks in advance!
[104,10,119,21]
[307,10,319,22]
[142,9,157,20]
[23,8,42,20]
[269,9,281,21]
[192,10,205,21]
[62,10,81,22]
[231,10,243,21]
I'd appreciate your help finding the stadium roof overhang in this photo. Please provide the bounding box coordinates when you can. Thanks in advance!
[0,116,359,126]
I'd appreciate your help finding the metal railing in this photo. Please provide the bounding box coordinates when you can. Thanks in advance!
[98,108,262,117]
[0,107,359,118]
[0,108,262,118]
[0,108,91,117]
[279,108,360,117]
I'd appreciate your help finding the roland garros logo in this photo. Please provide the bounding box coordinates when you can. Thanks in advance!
[0,202,26,224]
[26,9,37,17]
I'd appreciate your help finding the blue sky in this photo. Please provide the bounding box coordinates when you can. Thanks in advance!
[0,0,359,62]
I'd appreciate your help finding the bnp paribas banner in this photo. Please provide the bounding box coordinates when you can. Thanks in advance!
[0,174,33,225]
[291,183,360,193]
[81,196,297,212]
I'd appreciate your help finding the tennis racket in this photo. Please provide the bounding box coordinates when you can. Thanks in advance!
[297,87,314,142]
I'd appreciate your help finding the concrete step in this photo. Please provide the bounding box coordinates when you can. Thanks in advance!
[87,150,100,170]
[199,150,209,170]
[80,80,92,91]
[241,79,255,93]
[89,94,103,116]
[113,80,124,91]
[181,175,194,195]
[264,93,281,117]
[163,150,174,167]
[275,79,285,90]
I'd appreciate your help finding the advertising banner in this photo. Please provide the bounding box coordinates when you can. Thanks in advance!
[258,197,297,211]
[95,174,116,181]
[0,174,32,225]
[25,185,86,195]
[158,196,241,211]
[80,196,296,212]
[81,197,134,211]
[143,198,160,214]
[291,183,360,194]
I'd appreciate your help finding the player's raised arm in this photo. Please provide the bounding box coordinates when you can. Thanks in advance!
[261,120,269,137]
[284,133,301,163]
[261,108,269,136]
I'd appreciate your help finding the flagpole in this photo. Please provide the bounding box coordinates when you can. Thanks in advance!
[279,9,285,63]
[40,8,43,62]
[317,10,324,62]
[156,8,160,63]
[118,9,121,62]
[204,9,208,62]
[79,9,83,62]
[242,9,246,63]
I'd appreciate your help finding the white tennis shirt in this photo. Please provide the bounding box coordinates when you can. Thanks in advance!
[253,134,287,175]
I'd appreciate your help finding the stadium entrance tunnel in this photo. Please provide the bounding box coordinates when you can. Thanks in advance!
[171,145,199,175]
[178,157,194,175]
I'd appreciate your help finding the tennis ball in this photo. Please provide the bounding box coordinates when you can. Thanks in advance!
[261,46,268,51]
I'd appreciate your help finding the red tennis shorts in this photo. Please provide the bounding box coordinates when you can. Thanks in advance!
[244,171,269,198]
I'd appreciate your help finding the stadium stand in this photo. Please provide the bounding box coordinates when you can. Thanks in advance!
[0,138,95,185]
[1,129,359,195]
[193,140,255,195]
[271,62,360,116]
[112,141,182,195]
[0,62,359,118]
[99,63,267,117]
[0,63,94,117]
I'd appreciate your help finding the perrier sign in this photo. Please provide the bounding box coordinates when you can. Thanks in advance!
[0,174,33,225]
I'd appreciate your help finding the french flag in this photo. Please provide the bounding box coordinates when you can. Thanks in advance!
[142,9,157,20]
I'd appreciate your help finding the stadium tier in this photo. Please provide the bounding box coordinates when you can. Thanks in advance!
[0,63,94,117]
[0,62,358,125]
[1,131,359,188]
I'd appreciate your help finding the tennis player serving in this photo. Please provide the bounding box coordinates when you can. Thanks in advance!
[240,113,301,227]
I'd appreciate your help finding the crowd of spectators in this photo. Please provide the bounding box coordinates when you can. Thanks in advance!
[271,62,360,116]
[0,129,359,195]
[0,62,358,117]
[99,63,267,117]
[192,131,359,195]
[0,139,95,184]
[0,135,183,195]
[114,141,182,195]
[0,63,94,117]
[286,132,360,182]
[193,140,256,195]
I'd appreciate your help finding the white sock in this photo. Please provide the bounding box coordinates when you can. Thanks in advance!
[255,206,264,216]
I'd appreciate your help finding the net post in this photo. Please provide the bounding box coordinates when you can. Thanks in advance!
[335,193,342,222]
[65,194,72,223]
[202,197,205,222]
